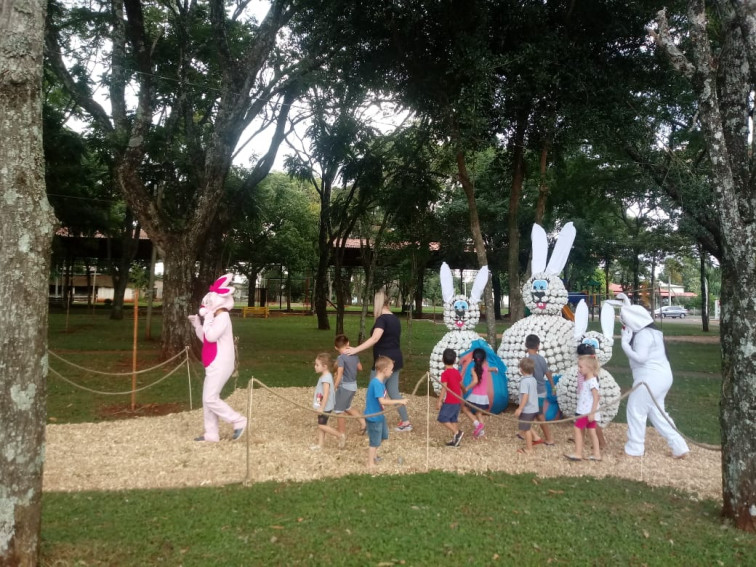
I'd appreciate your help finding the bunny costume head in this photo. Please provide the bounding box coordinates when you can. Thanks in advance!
[613,292,654,333]
[523,223,576,315]
[199,273,235,316]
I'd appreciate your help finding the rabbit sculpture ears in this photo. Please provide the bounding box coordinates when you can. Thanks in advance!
[440,262,489,304]
[531,222,576,275]
[573,299,615,364]
[199,273,235,316]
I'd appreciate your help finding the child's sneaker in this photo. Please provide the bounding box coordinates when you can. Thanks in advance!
[453,430,464,447]
[395,421,413,432]
[473,422,485,438]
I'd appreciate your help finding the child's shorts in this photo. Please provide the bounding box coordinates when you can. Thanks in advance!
[317,412,332,426]
[333,388,356,413]
[467,402,489,415]
[367,419,389,448]
[574,415,597,430]
[437,402,460,423]
[517,412,538,431]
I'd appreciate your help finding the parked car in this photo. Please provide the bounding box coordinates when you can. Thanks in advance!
[653,305,688,318]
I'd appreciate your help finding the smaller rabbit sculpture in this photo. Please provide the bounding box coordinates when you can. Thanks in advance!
[429,263,490,394]
[555,299,622,428]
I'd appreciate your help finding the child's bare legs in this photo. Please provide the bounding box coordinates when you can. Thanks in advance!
[346,408,367,431]
[536,415,554,444]
[318,423,343,447]
[523,429,534,453]
[461,404,477,426]
[588,427,601,459]
[573,425,584,458]
[596,426,607,449]
[367,445,378,470]
[442,421,459,437]
[336,415,347,434]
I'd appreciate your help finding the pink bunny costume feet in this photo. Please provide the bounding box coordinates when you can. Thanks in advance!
[188,273,247,442]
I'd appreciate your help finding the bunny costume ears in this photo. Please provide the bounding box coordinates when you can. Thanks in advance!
[208,273,235,296]
[199,273,236,315]
[440,262,489,304]
[611,292,653,332]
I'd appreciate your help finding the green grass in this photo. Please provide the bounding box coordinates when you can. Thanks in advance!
[41,472,754,566]
[41,311,751,565]
[47,311,723,446]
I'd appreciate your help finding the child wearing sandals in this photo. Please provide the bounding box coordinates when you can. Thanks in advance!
[514,357,542,454]
[461,348,490,439]
[334,334,367,438]
[311,353,345,450]
[565,354,602,462]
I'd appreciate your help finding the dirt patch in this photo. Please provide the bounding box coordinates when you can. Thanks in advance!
[44,386,722,502]
[97,402,186,420]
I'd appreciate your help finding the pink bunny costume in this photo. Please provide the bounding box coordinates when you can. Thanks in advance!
[620,304,689,458]
[188,274,247,442]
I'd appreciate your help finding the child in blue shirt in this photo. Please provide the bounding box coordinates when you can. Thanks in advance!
[365,355,408,470]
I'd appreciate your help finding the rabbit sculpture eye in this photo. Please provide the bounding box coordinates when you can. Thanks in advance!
[429,263,490,393]
[555,299,622,427]
[497,223,578,402]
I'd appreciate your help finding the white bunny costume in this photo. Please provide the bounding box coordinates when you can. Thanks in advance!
[188,273,247,442]
[429,263,490,394]
[498,223,577,401]
[619,299,689,458]
[556,300,621,427]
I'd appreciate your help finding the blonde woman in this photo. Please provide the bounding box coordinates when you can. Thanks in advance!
[346,289,412,431]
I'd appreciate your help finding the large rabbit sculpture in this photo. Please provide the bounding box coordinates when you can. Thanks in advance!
[555,299,622,427]
[428,262,490,394]
[497,223,577,402]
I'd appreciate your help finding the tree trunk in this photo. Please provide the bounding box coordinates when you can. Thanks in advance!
[161,244,200,359]
[507,111,529,322]
[699,245,709,332]
[334,263,347,335]
[534,140,550,225]
[109,212,140,321]
[653,2,756,531]
[314,180,332,330]
[0,2,55,562]
[314,244,331,330]
[456,150,496,346]
[414,266,425,317]
[492,269,502,319]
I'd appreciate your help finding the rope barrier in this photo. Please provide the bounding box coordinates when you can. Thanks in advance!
[49,347,190,376]
[48,359,188,396]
